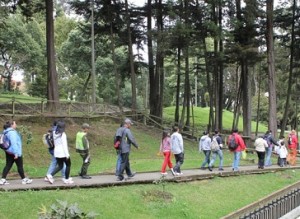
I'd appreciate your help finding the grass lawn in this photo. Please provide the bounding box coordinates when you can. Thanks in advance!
[0,170,299,219]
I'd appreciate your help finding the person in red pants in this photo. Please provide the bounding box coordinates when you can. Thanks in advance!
[159,130,175,176]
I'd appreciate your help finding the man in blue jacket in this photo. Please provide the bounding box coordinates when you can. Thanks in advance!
[0,121,32,185]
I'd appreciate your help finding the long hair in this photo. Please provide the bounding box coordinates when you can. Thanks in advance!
[3,121,13,130]
[162,130,170,141]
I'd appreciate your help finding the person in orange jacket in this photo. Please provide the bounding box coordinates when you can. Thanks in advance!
[287,130,298,166]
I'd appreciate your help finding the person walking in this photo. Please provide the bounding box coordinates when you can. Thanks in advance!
[254,136,268,169]
[46,120,73,184]
[287,130,298,166]
[227,129,246,172]
[76,123,92,179]
[199,131,211,170]
[44,121,66,182]
[208,130,224,171]
[159,130,174,176]
[171,126,184,175]
[116,118,139,181]
[0,121,32,185]
[263,130,279,167]
[277,140,288,167]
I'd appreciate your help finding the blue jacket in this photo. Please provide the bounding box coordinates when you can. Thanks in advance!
[118,127,139,153]
[3,127,22,157]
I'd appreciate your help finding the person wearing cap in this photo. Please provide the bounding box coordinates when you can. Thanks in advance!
[199,131,211,170]
[75,123,92,179]
[116,118,139,181]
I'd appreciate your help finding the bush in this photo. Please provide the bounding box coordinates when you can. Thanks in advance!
[38,200,98,219]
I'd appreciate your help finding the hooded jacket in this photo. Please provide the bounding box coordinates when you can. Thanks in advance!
[53,131,70,158]
[3,127,22,157]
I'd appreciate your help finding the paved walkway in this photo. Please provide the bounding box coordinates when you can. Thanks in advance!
[1,165,300,191]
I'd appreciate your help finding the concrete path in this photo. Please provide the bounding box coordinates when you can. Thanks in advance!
[1,165,300,192]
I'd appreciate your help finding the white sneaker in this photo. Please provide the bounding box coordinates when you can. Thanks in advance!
[62,177,73,182]
[46,174,54,184]
[0,178,9,185]
[170,168,176,176]
[44,177,49,182]
[63,178,74,184]
[22,178,32,185]
[161,172,168,176]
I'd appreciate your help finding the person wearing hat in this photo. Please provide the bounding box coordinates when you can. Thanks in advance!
[116,118,139,181]
[199,131,211,170]
[76,123,92,179]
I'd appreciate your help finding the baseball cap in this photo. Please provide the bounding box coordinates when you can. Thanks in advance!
[82,123,91,129]
[124,118,133,125]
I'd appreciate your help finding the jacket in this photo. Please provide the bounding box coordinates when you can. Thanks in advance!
[288,134,298,149]
[227,133,246,152]
[160,136,171,152]
[254,137,268,152]
[119,127,138,153]
[199,135,211,151]
[53,131,70,158]
[171,132,184,154]
[4,127,22,157]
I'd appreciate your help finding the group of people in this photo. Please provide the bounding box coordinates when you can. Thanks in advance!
[0,120,92,185]
[0,119,298,185]
[254,130,298,169]
[199,129,246,172]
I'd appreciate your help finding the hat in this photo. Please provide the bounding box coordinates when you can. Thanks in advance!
[124,118,133,125]
[82,123,90,129]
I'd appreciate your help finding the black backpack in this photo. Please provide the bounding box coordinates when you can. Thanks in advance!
[43,132,55,149]
[228,134,238,151]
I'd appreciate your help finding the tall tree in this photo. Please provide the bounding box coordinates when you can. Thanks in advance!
[266,0,277,135]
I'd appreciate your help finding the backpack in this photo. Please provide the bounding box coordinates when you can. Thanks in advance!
[210,136,220,152]
[0,132,11,150]
[42,132,55,149]
[113,128,126,150]
[228,134,238,151]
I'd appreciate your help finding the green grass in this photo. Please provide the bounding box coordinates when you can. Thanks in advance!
[164,106,268,133]
[0,170,299,219]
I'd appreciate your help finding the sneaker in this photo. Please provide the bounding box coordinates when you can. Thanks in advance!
[161,172,168,176]
[127,172,136,178]
[208,166,213,171]
[81,175,92,179]
[22,178,32,185]
[218,168,224,171]
[170,168,176,176]
[116,177,124,182]
[0,178,9,185]
[62,177,73,182]
[63,178,74,184]
[44,177,49,182]
[46,174,54,184]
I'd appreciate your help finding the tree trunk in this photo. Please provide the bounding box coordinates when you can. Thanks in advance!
[125,0,137,113]
[266,0,277,136]
[174,47,181,124]
[46,0,59,112]
[110,23,123,112]
[280,0,296,137]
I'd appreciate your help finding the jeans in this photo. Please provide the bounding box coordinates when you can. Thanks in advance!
[209,149,223,168]
[115,152,122,176]
[232,151,241,171]
[173,153,184,173]
[78,152,90,176]
[2,152,25,179]
[47,151,66,178]
[256,151,265,168]
[201,150,211,168]
[264,146,273,166]
[118,152,133,180]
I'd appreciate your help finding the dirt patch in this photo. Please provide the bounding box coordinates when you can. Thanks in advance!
[142,189,173,202]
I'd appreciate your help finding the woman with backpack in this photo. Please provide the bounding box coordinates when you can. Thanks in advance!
[46,120,73,184]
